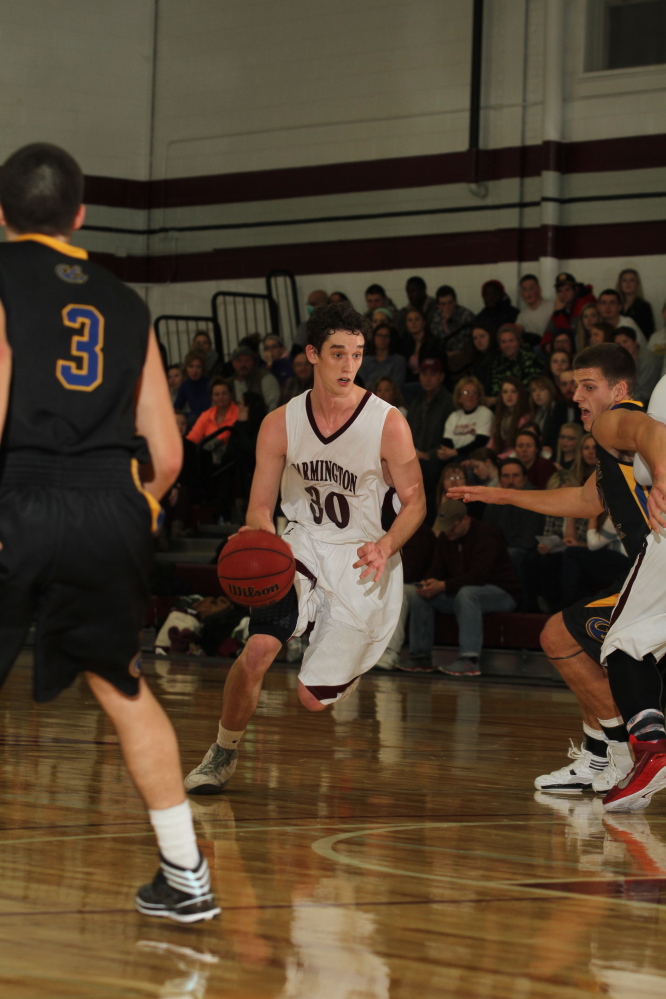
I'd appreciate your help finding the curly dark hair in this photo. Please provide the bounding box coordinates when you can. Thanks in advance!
[306,302,372,354]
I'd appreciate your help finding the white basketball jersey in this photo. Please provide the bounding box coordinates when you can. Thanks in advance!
[280,390,395,544]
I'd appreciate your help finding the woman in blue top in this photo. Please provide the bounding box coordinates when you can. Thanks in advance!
[173,351,211,423]
[359,322,406,389]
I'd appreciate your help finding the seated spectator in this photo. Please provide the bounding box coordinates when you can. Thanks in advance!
[548,350,571,390]
[475,279,519,331]
[489,324,543,397]
[597,288,647,347]
[482,457,545,574]
[371,307,394,329]
[438,376,493,464]
[436,461,485,523]
[328,291,350,304]
[466,446,499,487]
[400,500,519,676]
[543,272,595,349]
[647,299,666,361]
[359,322,406,389]
[225,344,280,413]
[552,330,575,356]
[617,267,655,337]
[400,307,442,396]
[528,375,561,455]
[470,322,499,402]
[406,358,454,516]
[554,369,583,427]
[489,377,530,456]
[575,302,600,350]
[165,411,198,538]
[560,512,631,607]
[555,422,583,469]
[613,326,661,403]
[515,429,558,489]
[364,283,397,320]
[429,285,475,380]
[262,334,294,384]
[192,329,222,377]
[167,363,183,402]
[187,379,240,523]
[588,320,617,345]
[281,351,314,404]
[293,289,328,347]
[173,350,211,422]
[395,276,438,337]
[374,375,407,416]
[517,274,554,345]
[572,432,597,483]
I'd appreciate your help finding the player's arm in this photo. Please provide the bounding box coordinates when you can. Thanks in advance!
[0,300,11,443]
[242,407,288,535]
[446,472,603,520]
[354,408,426,582]
[134,327,183,499]
[592,408,666,530]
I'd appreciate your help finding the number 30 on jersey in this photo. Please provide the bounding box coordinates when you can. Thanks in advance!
[56,304,104,391]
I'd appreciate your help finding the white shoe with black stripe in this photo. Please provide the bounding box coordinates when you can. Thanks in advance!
[534,739,608,793]
[135,853,220,923]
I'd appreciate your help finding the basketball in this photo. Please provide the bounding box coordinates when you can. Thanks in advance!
[217,530,295,606]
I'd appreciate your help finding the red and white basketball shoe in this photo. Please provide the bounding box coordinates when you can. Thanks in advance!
[603,739,666,813]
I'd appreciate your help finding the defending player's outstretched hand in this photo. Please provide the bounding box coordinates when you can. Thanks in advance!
[446,485,500,505]
[353,540,389,583]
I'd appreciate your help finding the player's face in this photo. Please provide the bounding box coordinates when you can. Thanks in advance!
[520,279,540,306]
[572,366,627,429]
[309,331,364,395]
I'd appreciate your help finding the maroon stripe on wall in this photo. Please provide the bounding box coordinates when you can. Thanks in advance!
[82,134,666,211]
[89,219,666,285]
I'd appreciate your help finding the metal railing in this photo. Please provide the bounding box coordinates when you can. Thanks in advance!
[154,315,220,366]
[266,269,301,347]
[211,291,279,359]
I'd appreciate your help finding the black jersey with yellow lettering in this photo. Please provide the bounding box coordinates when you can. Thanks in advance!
[0,234,150,457]
[593,400,650,564]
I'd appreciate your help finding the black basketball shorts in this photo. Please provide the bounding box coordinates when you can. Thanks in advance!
[0,454,155,701]
[561,585,620,665]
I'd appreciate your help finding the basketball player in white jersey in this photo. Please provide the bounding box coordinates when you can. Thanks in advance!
[185,303,426,793]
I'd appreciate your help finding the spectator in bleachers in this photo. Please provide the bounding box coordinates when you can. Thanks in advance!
[489,324,543,397]
[613,326,661,403]
[575,302,600,350]
[554,369,583,426]
[364,283,397,320]
[436,462,485,523]
[373,375,407,416]
[543,272,596,350]
[225,344,280,413]
[555,423,584,469]
[262,334,294,384]
[515,429,558,489]
[293,289,328,347]
[186,379,239,448]
[186,379,240,524]
[400,307,441,393]
[280,351,313,404]
[192,330,222,377]
[395,276,438,337]
[167,363,183,402]
[482,457,545,575]
[560,511,631,607]
[516,274,553,344]
[597,288,647,347]
[489,376,530,455]
[466,446,499,487]
[470,322,499,402]
[588,320,616,345]
[406,358,454,515]
[359,322,406,389]
[371,307,394,329]
[552,330,575,356]
[166,411,198,538]
[328,291,350,304]
[572,432,598,483]
[475,279,519,332]
[400,499,519,676]
[528,375,561,455]
[437,376,493,464]
[647,300,666,361]
[173,350,211,422]
[429,285,475,379]
[617,267,655,337]
[548,349,570,389]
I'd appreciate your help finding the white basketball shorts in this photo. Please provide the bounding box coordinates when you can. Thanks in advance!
[601,530,666,665]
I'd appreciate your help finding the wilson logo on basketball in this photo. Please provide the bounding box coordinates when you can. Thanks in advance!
[228,582,280,598]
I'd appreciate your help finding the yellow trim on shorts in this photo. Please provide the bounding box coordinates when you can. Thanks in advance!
[130,458,162,534]
[586,593,619,608]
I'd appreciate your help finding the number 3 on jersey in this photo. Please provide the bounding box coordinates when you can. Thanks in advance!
[56,304,104,391]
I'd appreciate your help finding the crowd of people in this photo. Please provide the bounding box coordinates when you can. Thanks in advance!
[162,267,665,667]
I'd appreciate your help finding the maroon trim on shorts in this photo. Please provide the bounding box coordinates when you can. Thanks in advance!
[306,675,361,702]
[305,389,371,445]
[295,558,317,591]
[609,538,648,628]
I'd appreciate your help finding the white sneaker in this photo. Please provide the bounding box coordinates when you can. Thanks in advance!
[591,741,634,793]
[534,739,608,793]
[184,743,238,795]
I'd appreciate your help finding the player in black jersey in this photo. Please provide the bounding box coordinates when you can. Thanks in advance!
[448,345,664,793]
[0,143,219,922]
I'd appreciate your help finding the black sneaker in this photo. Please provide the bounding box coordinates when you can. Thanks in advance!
[135,853,221,923]
[395,657,434,673]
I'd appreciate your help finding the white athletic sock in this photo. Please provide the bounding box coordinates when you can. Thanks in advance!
[583,722,605,741]
[149,800,199,870]
[217,723,244,750]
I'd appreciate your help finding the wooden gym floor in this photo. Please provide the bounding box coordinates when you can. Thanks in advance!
[1,652,666,998]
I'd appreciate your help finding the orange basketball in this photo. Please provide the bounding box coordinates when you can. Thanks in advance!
[217,530,295,606]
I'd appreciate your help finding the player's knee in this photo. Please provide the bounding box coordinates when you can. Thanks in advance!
[239,634,282,677]
[298,682,328,712]
[540,612,573,659]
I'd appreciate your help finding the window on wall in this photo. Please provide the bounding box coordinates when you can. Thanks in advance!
[586,0,666,70]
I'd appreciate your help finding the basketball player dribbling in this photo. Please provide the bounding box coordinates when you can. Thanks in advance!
[0,144,219,922]
[185,303,426,794]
